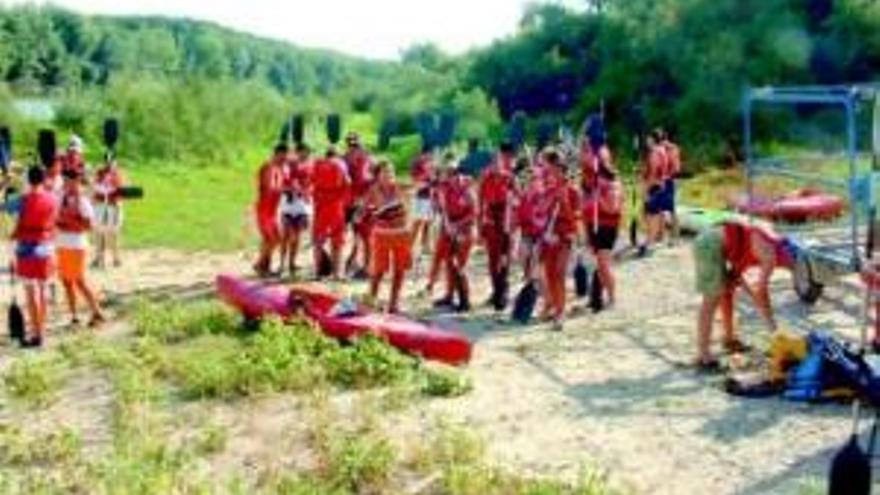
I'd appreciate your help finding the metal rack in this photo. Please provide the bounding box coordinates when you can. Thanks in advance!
[743,84,880,303]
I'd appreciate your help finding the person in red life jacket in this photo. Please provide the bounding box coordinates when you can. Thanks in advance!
[478,142,518,309]
[278,143,313,277]
[515,168,547,283]
[657,128,682,243]
[11,166,59,348]
[343,133,375,278]
[583,157,624,308]
[410,146,436,261]
[364,161,410,313]
[92,153,126,268]
[430,163,476,312]
[638,130,669,257]
[253,143,287,277]
[312,146,351,280]
[61,135,86,178]
[539,151,578,330]
[693,220,796,370]
[580,134,613,195]
[57,169,105,327]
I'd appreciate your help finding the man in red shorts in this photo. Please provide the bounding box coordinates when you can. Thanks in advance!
[364,161,410,313]
[12,166,59,347]
[311,147,351,280]
[478,142,517,309]
[253,143,287,277]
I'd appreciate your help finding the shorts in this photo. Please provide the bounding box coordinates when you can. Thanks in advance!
[435,231,473,269]
[644,185,665,216]
[15,242,54,282]
[588,225,619,251]
[57,247,86,282]
[412,197,433,221]
[661,179,676,213]
[370,228,412,276]
[95,203,123,232]
[282,213,309,231]
[694,228,727,297]
[313,219,346,249]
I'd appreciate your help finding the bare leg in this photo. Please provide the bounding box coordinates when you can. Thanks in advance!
[697,293,722,363]
[75,278,104,321]
[389,269,405,313]
[597,250,615,305]
[109,231,121,266]
[62,280,77,321]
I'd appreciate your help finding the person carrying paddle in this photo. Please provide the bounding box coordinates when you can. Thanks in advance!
[311,146,351,280]
[638,130,668,257]
[583,153,624,308]
[343,133,375,278]
[11,166,58,348]
[410,146,436,261]
[92,152,126,269]
[540,151,578,330]
[693,220,796,370]
[253,143,287,277]
[365,161,410,313]
[478,142,518,310]
[61,135,87,179]
[279,143,313,277]
[431,163,475,312]
[56,168,105,327]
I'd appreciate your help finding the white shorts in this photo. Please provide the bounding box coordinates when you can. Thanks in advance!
[279,198,312,219]
[95,203,123,232]
[412,197,434,221]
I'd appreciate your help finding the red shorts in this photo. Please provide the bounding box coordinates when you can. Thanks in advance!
[16,252,54,281]
[256,204,280,243]
[370,228,412,276]
[435,232,473,268]
[314,205,347,248]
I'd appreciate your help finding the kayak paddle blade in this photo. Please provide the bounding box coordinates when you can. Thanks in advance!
[512,281,538,324]
[574,261,589,298]
[8,302,24,344]
[828,435,871,495]
[629,219,638,248]
[589,269,604,313]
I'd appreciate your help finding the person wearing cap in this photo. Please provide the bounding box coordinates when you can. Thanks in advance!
[92,152,126,268]
[478,142,518,309]
[253,143,287,277]
[538,150,578,330]
[57,168,105,327]
[429,160,475,312]
[12,166,59,348]
[343,132,375,278]
[278,143,313,277]
[364,161,410,313]
[311,146,351,280]
[62,135,86,178]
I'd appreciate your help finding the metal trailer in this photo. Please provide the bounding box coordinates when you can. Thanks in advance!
[743,84,880,304]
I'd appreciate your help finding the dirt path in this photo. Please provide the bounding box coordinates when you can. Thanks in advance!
[0,244,864,494]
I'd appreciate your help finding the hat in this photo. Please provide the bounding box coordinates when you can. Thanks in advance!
[68,135,83,152]
[346,132,360,145]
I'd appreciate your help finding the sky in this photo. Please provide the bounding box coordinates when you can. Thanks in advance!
[7,0,583,60]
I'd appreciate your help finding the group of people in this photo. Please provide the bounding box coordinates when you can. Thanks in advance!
[252,127,688,330]
[5,136,127,348]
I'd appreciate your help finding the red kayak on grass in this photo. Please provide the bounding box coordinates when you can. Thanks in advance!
[215,275,472,366]
[733,188,845,223]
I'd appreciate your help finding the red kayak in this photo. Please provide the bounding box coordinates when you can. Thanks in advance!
[734,189,844,223]
[215,275,472,366]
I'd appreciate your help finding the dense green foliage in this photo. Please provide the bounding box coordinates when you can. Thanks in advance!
[467,0,880,160]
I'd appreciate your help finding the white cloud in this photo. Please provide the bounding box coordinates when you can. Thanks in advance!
[5,0,583,59]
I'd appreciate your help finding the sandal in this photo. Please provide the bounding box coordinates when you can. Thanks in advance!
[694,358,721,373]
[724,339,752,354]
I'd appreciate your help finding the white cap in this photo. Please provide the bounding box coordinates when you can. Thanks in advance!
[68,135,83,152]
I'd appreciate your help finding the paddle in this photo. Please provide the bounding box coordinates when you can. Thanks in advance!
[7,262,24,345]
[512,202,560,324]
[827,206,877,495]
[573,252,589,299]
[317,247,333,279]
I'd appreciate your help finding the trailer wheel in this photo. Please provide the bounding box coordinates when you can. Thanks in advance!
[793,257,823,305]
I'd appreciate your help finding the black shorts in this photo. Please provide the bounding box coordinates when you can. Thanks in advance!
[588,225,619,251]
[644,186,665,215]
[282,213,309,230]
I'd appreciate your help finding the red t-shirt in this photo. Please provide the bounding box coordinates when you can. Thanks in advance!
[284,158,312,198]
[312,157,350,223]
[439,176,475,225]
[344,148,373,199]
[14,189,58,243]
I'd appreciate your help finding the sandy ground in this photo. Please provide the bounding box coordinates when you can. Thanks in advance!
[0,242,870,494]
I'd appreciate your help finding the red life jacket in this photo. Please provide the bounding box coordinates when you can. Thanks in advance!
[663,141,681,179]
[517,179,549,237]
[410,154,434,196]
[440,176,474,223]
[284,159,312,197]
[62,151,85,175]
[345,148,373,199]
[94,166,123,204]
[14,190,58,243]
[591,177,623,228]
[580,145,611,191]
[257,161,284,210]
[57,192,89,233]
[642,145,668,187]
[479,162,515,207]
[722,222,786,277]
[312,158,350,205]
[368,182,407,229]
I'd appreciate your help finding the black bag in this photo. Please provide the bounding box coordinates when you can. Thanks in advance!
[512,281,538,324]
[574,259,589,298]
